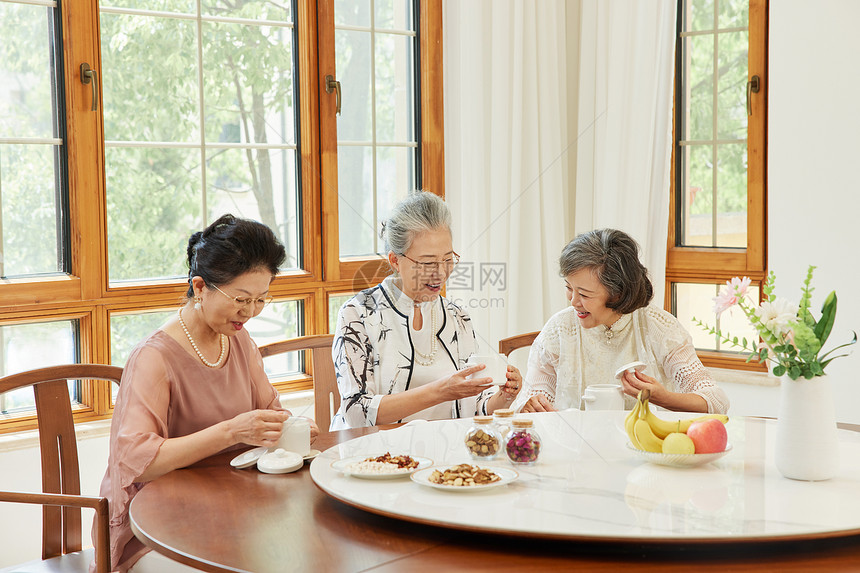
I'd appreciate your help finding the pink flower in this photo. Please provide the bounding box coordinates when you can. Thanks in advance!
[712,287,738,316]
[712,276,751,316]
[728,276,751,297]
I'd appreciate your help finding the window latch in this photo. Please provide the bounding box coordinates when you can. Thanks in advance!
[80,63,98,112]
[325,74,341,116]
[746,75,760,117]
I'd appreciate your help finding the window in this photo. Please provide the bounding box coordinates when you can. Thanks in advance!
[666,0,767,370]
[0,0,443,433]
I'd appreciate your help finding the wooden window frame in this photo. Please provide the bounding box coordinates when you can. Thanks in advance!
[0,0,444,433]
[665,0,768,372]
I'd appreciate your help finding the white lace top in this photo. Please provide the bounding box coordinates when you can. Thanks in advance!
[512,305,729,414]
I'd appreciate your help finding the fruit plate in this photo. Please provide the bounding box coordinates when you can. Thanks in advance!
[626,443,733,468]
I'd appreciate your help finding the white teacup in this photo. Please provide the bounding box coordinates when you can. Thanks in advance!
[583,384,624,410]
[276,416,311,456]
[465,354,508,386]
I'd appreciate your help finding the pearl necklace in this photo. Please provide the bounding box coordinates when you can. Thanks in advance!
[178,308,227,368]
[413,303,438,367]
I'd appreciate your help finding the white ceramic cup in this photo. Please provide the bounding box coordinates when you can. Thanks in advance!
[583,384,624,410]
[465,354,508,386]
[276,416,311,456]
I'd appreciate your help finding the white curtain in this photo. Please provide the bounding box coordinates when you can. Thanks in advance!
[443,0,677,356]
[573,0,677,304]
[444,0,569,357]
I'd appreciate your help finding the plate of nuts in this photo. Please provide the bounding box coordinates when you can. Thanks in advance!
[410,463,518,492]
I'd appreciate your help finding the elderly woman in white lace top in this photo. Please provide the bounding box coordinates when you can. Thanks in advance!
[513,229,729,415]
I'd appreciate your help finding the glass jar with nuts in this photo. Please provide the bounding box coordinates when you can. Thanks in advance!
[464,416,502,460]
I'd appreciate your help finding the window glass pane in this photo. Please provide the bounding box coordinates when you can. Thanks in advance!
[250,300,302,379]
[110,310,173,367]
[202,0,290,21]
[376,146,414,224]
[202,22,295,145]
[328,293,355,333]
[719,0,748,29]
[102,0,195,13]
[0,145,62,276]
[681,144,713,247]
[715,143,747,247]
[335,2,419,259]
[105,147,202,281]
[683,34,714,141]
[100,13,199,143]
[335,29,373,142]
[685,0,714,32]
[110,309,173,402]
[0,4,57,140]
[716,30,748,140]
[0,1,65,278]
[375,33,415,142]
[100,3,301,282]
[206,149,300,268]
[337,145,375,256]
[674,282,759,353]
[0,320,78,414]
[335,0,370,27]
[375,0,414,31]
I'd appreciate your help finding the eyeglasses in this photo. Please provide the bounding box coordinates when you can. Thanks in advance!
[400,252,461,272]
[211,284,274,309]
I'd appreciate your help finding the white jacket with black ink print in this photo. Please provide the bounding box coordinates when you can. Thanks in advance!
[330,276,492,430]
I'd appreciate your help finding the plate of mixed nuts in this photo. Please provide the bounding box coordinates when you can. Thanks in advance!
[410,463,518,492]
[331,452,433,479]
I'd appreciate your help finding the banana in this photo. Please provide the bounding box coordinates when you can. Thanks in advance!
[633,418,665,453]
[642,403,684,439]
[635,386,730,438]
[625,398,642,447]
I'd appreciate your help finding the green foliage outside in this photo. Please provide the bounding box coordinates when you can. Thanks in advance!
[682,0,750,221]
[0,3,63,277]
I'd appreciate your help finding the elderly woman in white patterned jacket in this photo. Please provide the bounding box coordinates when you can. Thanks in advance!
[513,229,729,415]
[330,192,522,430]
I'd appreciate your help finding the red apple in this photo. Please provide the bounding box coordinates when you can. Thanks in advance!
[686,418,728,454]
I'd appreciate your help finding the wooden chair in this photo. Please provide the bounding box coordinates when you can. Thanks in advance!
[498,331,540,357]
[259,334,338,430]
[0,364,123,573]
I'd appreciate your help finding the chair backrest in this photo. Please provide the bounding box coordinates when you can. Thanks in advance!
[498,331,540,357]
[258,334,337,430]
[0,363,122,572]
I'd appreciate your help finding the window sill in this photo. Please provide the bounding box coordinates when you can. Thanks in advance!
[708,367,779,387]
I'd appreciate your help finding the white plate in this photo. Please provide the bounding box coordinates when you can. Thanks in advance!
[303,449,321,462]
[331,455,433,479]
[410,465,518,492]
[230,446,268,469]
[626,443,733,468]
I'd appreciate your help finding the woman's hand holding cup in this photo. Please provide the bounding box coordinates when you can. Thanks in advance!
[436,364,493,401]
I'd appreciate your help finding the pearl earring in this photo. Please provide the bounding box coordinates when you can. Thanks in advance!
[194,296,202,311]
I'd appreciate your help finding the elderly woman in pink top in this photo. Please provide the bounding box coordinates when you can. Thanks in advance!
[93,215,318,573]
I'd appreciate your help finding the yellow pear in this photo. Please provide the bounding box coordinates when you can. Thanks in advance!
[662,432,696,455]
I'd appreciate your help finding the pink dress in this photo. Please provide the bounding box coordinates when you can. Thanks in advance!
[94,328,280,572]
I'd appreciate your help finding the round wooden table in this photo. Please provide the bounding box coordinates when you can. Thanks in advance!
[130,422,860,573]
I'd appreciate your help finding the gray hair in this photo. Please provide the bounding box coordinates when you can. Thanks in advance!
[380,191,452,255]
[559,229,653,314]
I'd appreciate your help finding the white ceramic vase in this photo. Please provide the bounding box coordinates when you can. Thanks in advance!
[775,374,840,481]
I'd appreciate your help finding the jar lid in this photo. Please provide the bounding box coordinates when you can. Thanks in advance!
[473,415,493,424]
[512,419,533,428]
[493,408,514,418]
